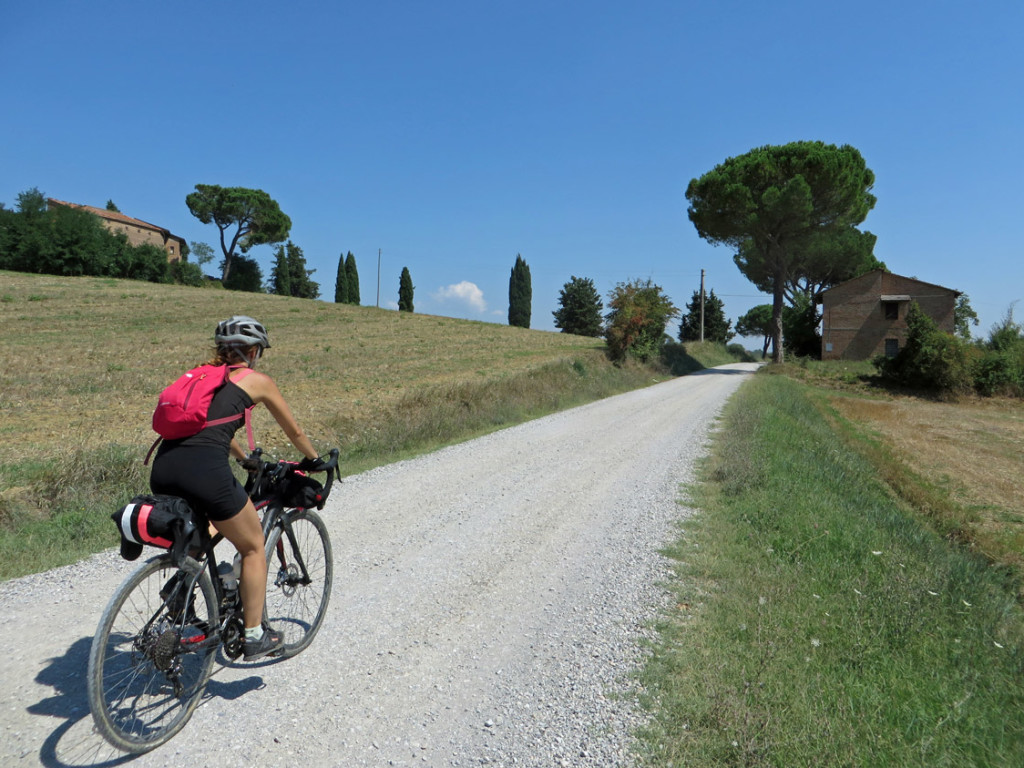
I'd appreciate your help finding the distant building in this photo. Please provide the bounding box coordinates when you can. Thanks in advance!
[816,270,959,361]
[47,198,186,263]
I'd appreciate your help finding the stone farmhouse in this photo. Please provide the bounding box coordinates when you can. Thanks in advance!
[816,270,959,361]
[47,198,186,263]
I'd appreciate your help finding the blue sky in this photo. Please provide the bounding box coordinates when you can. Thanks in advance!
[3,1,1021,340]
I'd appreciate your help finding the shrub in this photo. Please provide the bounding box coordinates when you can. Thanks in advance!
[604,279,679,363]
[170,260,205,287]
[875,302,973,394]
[972,348,1024,397]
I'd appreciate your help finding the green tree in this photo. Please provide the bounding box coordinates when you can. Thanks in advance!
[398,267,414,312]
[105,200,120,212]
[16,188,47,217]
[987,305,1023,352]
[185,184,291,283]
[604,278,679,362]
[222,254,264,293]
[736,304,773,359]
[687,141,876,363]
[678,288,733,343]
[954,294,980,341]
[109,241,171,282]
[190,241,215,271]
[508,254,532,328]
[345,252,360,304]
[335,252,350,303]
[270,244,292,296]
[781,291,821,358]
[286,241,319,299]
[736,227,883,308]
[553,276,603,336]
[0,189,172,283]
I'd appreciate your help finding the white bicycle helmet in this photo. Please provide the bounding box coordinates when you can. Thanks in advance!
[214,315,271,349]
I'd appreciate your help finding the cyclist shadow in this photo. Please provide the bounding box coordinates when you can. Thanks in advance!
[30,636,266,767]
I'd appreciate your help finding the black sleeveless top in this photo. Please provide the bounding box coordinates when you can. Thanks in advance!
[186,377,254,449]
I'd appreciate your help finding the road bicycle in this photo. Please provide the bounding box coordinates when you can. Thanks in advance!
[86,449,340,753]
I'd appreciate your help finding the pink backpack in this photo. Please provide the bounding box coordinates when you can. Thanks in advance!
[146,364,255,462]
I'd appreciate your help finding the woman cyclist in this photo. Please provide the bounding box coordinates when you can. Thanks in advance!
[149,315,319,660]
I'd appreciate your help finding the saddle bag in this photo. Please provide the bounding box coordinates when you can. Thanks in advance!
[112,494,201,566]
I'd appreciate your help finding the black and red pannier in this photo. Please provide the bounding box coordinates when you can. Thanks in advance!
[112,494,200,565]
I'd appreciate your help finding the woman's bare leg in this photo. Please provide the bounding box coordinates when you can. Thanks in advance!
[212,500,266,630]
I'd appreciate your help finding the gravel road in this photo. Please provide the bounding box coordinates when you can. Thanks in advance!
[0,363,757,767]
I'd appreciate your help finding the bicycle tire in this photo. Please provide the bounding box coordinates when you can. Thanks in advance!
[263,508,333,658]
[87,555,219,753]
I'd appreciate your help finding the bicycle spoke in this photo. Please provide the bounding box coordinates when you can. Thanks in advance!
[88,557,219,752]
[264,510,333,657]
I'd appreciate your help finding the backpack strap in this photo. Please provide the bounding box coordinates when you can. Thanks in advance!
[222,368,256,452]
[144,436,162,466]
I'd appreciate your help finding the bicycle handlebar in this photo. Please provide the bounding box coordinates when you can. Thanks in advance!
[238,448,341,509]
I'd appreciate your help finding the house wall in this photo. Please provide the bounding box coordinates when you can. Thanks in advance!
[820,272,957,360]
[46,199,184,263]
[101,220,185,262]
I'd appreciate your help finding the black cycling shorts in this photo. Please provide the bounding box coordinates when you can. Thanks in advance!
[149,444,248,523]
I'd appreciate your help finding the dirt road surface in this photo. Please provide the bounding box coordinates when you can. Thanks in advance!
[0,363,757,767]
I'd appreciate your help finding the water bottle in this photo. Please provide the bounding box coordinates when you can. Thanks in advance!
[218,561,238,593]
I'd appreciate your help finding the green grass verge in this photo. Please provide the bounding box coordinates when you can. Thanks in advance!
[637,374,1024,767]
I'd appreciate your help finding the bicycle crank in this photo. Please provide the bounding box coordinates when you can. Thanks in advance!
[222,615,246,660]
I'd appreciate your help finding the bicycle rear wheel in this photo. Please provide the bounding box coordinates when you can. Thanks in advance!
[87,556,218,753]
[264,508,333,658]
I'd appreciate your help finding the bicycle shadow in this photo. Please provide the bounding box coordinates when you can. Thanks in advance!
[30,636,266,767]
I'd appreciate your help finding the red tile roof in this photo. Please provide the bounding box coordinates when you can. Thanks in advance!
[47,198,181,240]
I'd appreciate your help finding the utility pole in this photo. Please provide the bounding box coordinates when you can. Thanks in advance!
[700,268,705,342]
[376,248,381,308]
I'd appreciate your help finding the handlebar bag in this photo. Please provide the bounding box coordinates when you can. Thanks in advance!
[112,494,200,566]
[247,463,325,509]
[280,472,325,509]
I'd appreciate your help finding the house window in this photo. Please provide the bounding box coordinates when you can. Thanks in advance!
[883,301,899,320]
[884,338,899,358]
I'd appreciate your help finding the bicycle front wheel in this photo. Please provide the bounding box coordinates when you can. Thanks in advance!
[87,556,219,753]
[264,508,333,658]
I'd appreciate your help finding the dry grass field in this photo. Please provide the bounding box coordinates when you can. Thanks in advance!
[0,270,603,465]
[829,393,1024,576]
[3,270,668,577]
[774,361,1024,587]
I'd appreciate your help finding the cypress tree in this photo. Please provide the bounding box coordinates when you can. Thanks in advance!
[345,252,360,304]
[398,267,414,312]
[335,252,349,303]
[508,254,532,328]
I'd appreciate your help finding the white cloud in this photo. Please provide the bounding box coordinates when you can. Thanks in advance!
[433,281,487,313]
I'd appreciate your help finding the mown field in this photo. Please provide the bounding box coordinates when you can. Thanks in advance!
[0,270,669,578]
[0,271,607,463]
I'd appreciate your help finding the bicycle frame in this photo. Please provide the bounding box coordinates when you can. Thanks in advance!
[89,448,338,754]
[260,502,317,588]
[134,451,340,662]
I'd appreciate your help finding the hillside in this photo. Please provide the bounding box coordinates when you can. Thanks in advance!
[0,270,604,465]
